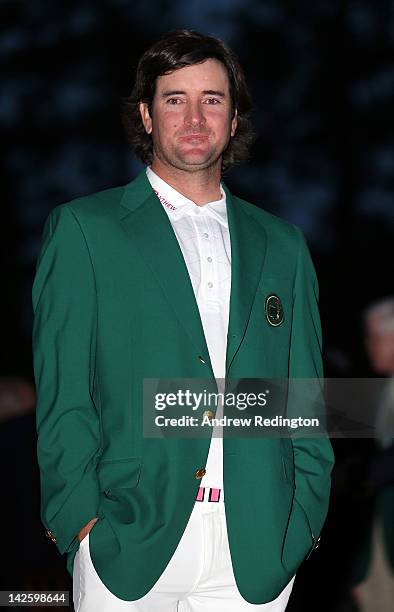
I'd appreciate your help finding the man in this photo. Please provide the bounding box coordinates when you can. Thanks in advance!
[32,29,334,611]
[351,298,394,611]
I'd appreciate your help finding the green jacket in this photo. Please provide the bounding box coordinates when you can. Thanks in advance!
[32,169,334,605]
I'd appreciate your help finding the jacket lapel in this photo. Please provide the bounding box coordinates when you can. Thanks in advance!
[118,171,214,376]
[224,186,267,374]
[118,171,267,379]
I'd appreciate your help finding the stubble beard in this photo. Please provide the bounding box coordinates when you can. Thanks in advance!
[152,136,229,176]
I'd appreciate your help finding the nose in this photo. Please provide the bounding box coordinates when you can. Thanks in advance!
[184,100,206,128]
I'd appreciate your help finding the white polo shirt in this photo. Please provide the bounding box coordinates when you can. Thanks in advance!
[146,166,231,493]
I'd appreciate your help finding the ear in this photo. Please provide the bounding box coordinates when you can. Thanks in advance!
[139,102,152,135]
[230,109,238,137]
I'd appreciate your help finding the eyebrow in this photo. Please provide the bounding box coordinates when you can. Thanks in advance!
[161,90,226,98]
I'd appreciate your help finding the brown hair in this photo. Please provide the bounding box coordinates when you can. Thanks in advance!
[121,29,255,172]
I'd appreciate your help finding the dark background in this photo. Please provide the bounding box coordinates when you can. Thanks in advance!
[1,1,393,610]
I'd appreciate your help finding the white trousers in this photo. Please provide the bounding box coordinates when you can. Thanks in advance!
[73,499,295,611]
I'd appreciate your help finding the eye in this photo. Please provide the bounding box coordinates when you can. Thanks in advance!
[166,98,182,105]
[204,98,221,105]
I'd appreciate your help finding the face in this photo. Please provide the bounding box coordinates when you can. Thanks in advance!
[366,316,394,375]
[139,58,237,174]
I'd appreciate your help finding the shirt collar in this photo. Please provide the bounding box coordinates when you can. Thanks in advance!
[146,166,228,227]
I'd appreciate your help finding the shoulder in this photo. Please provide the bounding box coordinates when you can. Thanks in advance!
[50,184,127,225]
[232,193,305,253]
[232,196,319,302]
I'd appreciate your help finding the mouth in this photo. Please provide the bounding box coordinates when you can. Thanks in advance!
[179,134,209,144]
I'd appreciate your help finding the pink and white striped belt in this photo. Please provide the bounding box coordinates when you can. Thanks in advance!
[195,487,222,502]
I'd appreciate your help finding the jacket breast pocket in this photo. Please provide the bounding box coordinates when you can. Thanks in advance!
[247,277,293,365]
[97,457,142,494]
[260,277,293,330]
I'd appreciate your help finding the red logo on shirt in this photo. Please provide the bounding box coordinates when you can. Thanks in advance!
[153,189,176,211]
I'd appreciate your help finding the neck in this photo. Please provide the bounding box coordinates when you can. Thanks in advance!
[150,159,222,205]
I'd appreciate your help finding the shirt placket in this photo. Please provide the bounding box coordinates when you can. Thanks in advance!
[192,211,225,455]
[195,214,220,311]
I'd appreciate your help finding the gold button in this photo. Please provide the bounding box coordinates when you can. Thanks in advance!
[45,529,57,544]
[198,356,206,364]
[202,410,214,420]
[195,468,206,479]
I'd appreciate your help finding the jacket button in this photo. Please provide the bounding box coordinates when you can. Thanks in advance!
[306,534,321,559]
[198,356,206,364]
[314,535,321,550]
[45,529,57,544]
[202,410,214,420]
[195,468,206,479]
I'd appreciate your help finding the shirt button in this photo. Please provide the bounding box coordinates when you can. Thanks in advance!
[207,256,212,262]
[203,232,209,239]
[207,282,213,288]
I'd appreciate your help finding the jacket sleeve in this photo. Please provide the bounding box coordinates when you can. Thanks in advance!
[32,204,102,556]
[283,226,335,569]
